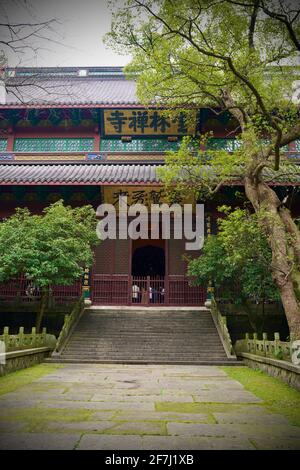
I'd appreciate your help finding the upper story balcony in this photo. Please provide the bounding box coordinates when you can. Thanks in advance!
[0,136,299,163]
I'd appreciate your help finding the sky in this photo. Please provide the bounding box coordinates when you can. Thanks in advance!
[0,0,131,67]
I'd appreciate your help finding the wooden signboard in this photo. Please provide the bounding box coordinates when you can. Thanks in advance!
[103,109,196,136]
[103,186,194,209]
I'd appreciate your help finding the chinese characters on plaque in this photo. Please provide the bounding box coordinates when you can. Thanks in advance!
[103,186,186,209]
[104,109,196,136]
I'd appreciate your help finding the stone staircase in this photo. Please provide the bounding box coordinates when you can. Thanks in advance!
[49,307,240,365]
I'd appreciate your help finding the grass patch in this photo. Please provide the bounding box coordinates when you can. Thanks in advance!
[0,364,62,396]
[221,366,300,426]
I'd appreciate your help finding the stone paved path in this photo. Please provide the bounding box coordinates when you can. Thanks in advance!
[0,364,299,450]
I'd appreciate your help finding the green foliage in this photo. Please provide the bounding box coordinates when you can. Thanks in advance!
[107,1,300,337]
[107,1,298,116]
[157,134,248,200]
[0,201,100,289]
[188,207,279,304]
[107,0,300,184]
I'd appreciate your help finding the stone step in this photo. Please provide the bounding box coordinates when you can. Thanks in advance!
[60,354,227,358]
[60,353,228,358]
[66,340,222,344]
[54,308,235,365]
[75,325,216,329]
[77,317,213,324]
[51,351,229,358]
[60,350,228,357]
[60,356,228,361]
[46,358,241,365]
[64,338,223,349]
[73,325,217,330]
[64,347,224,355]
[69,332,221,337]
[62,346,225,352]
[82,315,212,319]
[82,315,212,320]
[87,309,210,314]
[73,331,217,334]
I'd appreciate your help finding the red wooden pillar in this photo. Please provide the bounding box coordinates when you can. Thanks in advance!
[147,275,150,306]
[94,128,100,151]
[165,238,169,305]
[128,274,132,305]
[7,131,14,151]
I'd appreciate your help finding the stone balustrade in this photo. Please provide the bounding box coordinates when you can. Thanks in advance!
[53,296,85,354]
[210,298,236,358]
[0,326,56,376]
[0,326,56,352]
[235,332,291,361]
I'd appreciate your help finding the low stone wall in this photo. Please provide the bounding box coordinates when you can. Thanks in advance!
[0,347,52,376]
[239,352,300,391]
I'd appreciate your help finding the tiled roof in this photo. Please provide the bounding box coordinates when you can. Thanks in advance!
[0,162,298,185]
[5,78,138,106]
[263,164,300,183]
[0,164,161,184]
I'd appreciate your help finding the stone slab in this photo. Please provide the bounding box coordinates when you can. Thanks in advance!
[140,436,255,450]
[167,422,300,439]
[192,390,262,403]
[111,411,210,422]
[165,368,228,377]
[0,421,27,433]
[77,434,143,450]
[0,432,80,450]
[213,412,290,425]
[83,401,156,411]
[0,399,41,409]
[45,420,116,433]
[157,378,244,389]
[57,392,94,401]
[107,421,165,435]
[251,437,300,450]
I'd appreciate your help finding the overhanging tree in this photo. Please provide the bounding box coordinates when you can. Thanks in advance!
[0,0,64,104]
[188,207,280,335]
[0,201,100,332]
[107,0,300,339]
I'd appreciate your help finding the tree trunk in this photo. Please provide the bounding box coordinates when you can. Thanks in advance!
[279,206,300,264]
[36,289,48,333]
[245,176,300,340]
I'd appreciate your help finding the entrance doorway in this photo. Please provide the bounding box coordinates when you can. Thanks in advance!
[131,244,165,277]
[131,239,166,304]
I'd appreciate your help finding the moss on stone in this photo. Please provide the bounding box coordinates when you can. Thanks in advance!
[103,420,167,436]
[0,407,93,430]
[155,402,263,414]
[0,364,62,397]
[221,366,300,426]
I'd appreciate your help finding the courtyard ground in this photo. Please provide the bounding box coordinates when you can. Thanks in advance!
[0,363,299,450]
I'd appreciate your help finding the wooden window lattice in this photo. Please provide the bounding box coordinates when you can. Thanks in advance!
[13,138,94,152]
[100,138,181,152]
[0,139,8,151]
[206,138,240,152]
[207,138,291,152]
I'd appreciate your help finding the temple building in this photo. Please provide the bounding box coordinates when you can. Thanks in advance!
[0,66,299,308]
